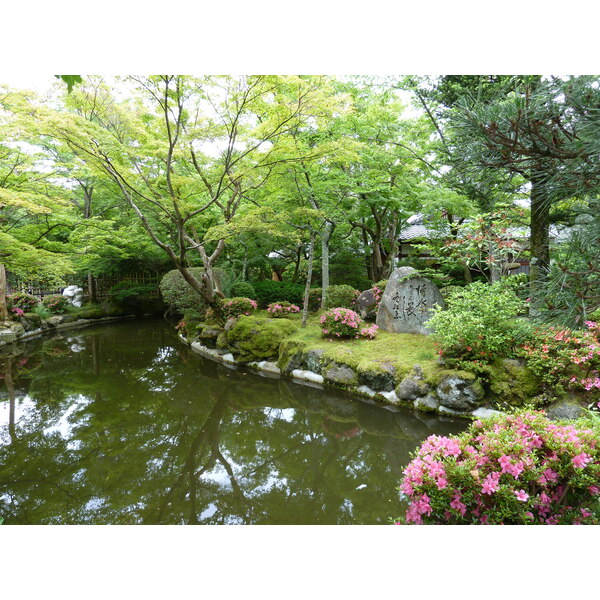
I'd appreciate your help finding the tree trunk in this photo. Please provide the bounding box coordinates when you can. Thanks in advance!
[529,172,550,313]
[302,232,316,328]
[87,273,98,304]
[0,263,7,320]
[320,222,334,311]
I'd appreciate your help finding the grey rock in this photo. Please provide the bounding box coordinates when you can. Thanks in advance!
[199,327,221,349]
[356,289,378,320]
[436,375,484,411]
[396,375,430,401]
[46,316,64,327]
[415,394,439,412]
[323,362,357,386]
[376,267,445,334]
[304,348,325,373]
[62,285,84,307]
[546,401,587,421]
[358,363,396,391]
[281,352,304,374]
[471,407,504,419]
[224,317,238,332]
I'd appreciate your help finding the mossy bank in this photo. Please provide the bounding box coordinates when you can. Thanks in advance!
[178,314,553,420]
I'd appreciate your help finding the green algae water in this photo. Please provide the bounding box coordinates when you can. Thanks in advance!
[0,319,467,524]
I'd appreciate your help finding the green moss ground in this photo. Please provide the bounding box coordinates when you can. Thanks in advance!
[282,317,443,384]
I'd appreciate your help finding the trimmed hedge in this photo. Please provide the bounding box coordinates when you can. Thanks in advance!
[252,280,306,308]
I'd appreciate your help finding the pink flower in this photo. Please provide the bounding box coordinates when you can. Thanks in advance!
[514,490,529,502]
[572,453,591,469]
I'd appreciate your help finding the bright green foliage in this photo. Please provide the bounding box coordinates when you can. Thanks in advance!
[226,315,298,362]
[228,281,256,299]
[323,285,359,310]
[41,295,70,314]
[427,281,529,367]
[252,281,305,308]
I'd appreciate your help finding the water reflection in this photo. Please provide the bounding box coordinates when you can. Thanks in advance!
[0,320,467,524]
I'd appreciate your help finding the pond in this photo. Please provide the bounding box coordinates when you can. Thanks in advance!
[0,319,467,524]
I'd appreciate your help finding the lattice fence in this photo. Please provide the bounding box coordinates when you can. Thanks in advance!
[7,272,165,302]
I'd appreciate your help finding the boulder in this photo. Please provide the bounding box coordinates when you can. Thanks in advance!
[545,400,587,421]
[304,348,325,373]
[395,366,430,401]
[436,374,484,412]
[376,267,445,334]
[323,362,357,386]
[356,289,378,320]
[358,363,396,392]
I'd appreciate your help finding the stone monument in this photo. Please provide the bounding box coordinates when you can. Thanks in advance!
[375,267,445,335]
[62,285,84,307]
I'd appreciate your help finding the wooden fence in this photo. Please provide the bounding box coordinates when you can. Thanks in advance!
[7,272,165,302]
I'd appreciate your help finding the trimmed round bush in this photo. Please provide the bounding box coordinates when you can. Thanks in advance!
[221,297,258,319]
[397,410,600,525]
[159,267,229,315]
[323,285,360,310]
[229,281,257,299]
[42,294,70,314]
[320,307,363,339]
[7,292,38,312]
[266,301,300,317]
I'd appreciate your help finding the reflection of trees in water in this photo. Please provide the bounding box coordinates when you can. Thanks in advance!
[0,320,467,524]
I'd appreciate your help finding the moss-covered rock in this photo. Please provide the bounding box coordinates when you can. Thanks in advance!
[487,358,542,408]
[277,339,307,373]
[198,326,222,349]
[323,361,358,386]
[357,362,396,392]
[227,315,299,363]
[436,373,484,412]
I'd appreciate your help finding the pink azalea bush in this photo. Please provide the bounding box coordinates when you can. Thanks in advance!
[10,307,25,320]
[42,294,70,314]
[220,297,258,319]
[266,301,300,317]
[7,292,38,312]
[396,410,600,525]
[320,307,379,340]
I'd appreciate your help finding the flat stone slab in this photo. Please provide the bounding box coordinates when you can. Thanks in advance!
[376,267,445,334]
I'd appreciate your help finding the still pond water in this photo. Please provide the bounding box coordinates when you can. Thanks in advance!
[0,319,467,524]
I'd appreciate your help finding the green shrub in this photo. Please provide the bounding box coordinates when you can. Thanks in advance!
[42,294,70,314]
[110,281,156,305]
[252,280,305,308]
[228,280,257,299]
[426,281,528,367]
[7,292,38,312]
[397,410,600,525]
[323,284,360,310]
[159,267,229,315]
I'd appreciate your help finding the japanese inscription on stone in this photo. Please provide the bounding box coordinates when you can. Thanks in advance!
[376,267,445,335]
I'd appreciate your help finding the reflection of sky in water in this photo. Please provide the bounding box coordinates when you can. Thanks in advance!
[138,346,176,392]
[43,395,92,439]
[262,407,296,423]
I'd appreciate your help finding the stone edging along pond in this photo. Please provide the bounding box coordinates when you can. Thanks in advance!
[0,314,137,349]
[177,322,506,422]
